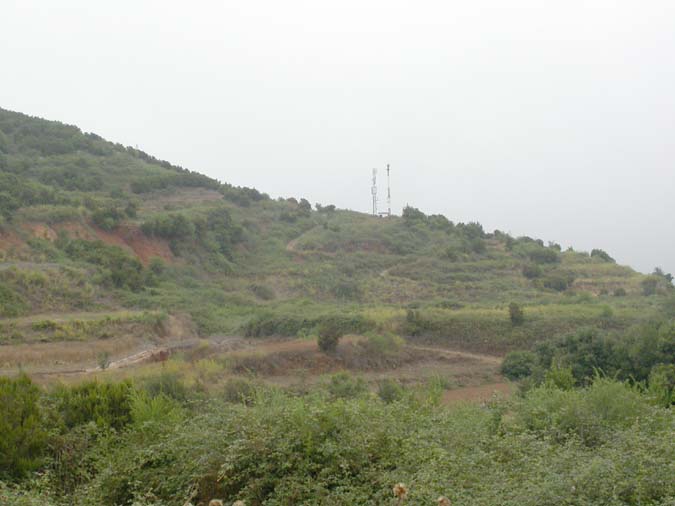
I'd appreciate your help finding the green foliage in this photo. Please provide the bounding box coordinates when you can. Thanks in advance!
[141,213,195,240]
[0,375,48,480]
[377,378,404,403]
[500,351,537,380]
[402,205,427,223]
[223,378,257,405]
[541,271,573,291]
[509,378,653,447]
[57,236,145,290]
[517,242,560,264]
[0,284,29,317]
[139,372,189,403]
[359,332,404,356]
[326,372,368,399]
[591,248,615,262]
[649,363,675,406]
[91,206,125,231]
[317,320,343,354]
[521,263,542,279]
[52,380,133,431]
[96,351,111,370]
[508,302,525,326]
[642,276,659,296]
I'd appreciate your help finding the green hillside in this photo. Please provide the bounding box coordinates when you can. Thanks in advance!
[0,107,672,355]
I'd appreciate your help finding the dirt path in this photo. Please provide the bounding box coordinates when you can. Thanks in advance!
[405,343,503,366]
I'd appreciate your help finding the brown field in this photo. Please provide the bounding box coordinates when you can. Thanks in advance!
[1,332,509,401]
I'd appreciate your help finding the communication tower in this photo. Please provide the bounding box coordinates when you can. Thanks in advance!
[385,164,391,217]
[370,165,393,217]
[371,168,378,216]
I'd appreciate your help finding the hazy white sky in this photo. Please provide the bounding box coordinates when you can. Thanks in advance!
[2,1,674,274]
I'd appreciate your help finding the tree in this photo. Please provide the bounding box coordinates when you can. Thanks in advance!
[653,267,674,284]
[317,321,343,354]
[402,205,426,224]
[500,351,537,380]
[591,249,615,263]
[509,302,525,326]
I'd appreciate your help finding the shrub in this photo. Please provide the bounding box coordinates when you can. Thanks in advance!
[377,379,404,403]
[97,351,111,370]
[500,351,537,380]
[0,284,29,317]
[91,206,124,231]
[52,380,133,430]
[326,372,367,400]
[223,378,257,405]
[542,272,572,291]
[613,287,627,297]
[317,322,342,354]
[642,276,659,296]
[521,263,543,279]
[360,333,404,356]
[591,249,615,262]
[525,245,560,264]
[0,375,49,480]
[508,302,525,326]
[140,372,189,402]
[649,364,675,406]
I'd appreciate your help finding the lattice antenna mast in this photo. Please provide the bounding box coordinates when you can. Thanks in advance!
[371,168,378,216]
[386,163,391,217]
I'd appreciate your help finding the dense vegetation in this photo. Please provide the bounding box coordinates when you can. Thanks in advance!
[1,369,674,505]
[1,108,674,505]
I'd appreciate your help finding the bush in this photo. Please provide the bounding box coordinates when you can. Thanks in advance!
[360,333,404,356]
[223,379,257,405]
[0,284,29,317]
[591,249,615,262]
[508,302,525,326]
[501,351,537,380]
[140,372,189,402]
[642,276,659,296]
[91,206,124,231]
[649,364,675,406]
[0,375,49,480]
[326,372,367,400]
[523,245,560,264]
[521,263,543,279]
[377,379,404,403]
[52,380,133,431]
[317,322,342,354]
[613,287,627,297]
[542,272,573,291]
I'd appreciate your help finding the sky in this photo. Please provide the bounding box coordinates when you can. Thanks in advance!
[2,1,674,274]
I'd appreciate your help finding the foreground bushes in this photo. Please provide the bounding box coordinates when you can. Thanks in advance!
[1,374,674,506]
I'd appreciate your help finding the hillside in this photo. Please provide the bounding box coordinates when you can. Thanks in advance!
[1,107,673,376]
[1,109,675,506]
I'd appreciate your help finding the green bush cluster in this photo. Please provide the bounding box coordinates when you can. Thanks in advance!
[3,375,673,506]
[503,319,675,398]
